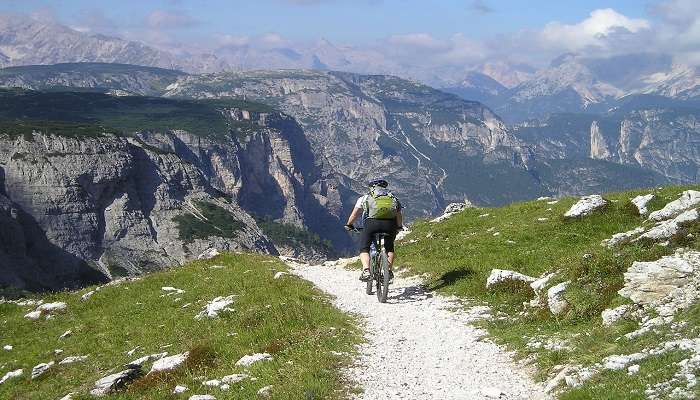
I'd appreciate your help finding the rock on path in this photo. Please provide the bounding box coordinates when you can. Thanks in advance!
[289,261,549,400]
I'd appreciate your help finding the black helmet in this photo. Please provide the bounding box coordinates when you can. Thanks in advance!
[368,179,388,188]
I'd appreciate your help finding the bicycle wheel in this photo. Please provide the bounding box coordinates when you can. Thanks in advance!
[377,250,390,303]
[365,259,374,295]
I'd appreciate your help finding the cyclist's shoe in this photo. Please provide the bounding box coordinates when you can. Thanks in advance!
[359,269,371,282]
[388,270,395,283]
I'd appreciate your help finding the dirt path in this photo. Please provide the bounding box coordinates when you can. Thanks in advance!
[285,258,549,400]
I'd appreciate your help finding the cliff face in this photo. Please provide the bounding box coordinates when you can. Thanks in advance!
[0,103,348,290]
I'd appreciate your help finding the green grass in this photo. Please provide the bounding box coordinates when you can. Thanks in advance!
[173,202,245,243]
[397,184,700,396]
[0,253,361,400]
[0,89,274,139]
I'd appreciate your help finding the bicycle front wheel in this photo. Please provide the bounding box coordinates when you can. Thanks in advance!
[377,250,390,303]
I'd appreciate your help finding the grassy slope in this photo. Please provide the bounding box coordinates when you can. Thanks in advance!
[0,253,360,400]
[398,184,700,399]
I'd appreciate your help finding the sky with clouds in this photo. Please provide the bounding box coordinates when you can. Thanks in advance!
[3,0,700,68]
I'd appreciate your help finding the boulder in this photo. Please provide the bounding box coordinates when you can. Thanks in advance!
[195,296,236,320]
[24,310,41,320]
[635,209,699,241]
[564,195,607,218]
[603,353,647,370]
[486,269,536,289]
[221,373,249,384]
[37,302,67,312]
[2,345,11,351]
[173,385,188,394]
[0,369,23,384]
[547,282,570,315]
[601,227,645,247]
[235,353,272,367]
[649,190,700,221]
[631,194,655,215]
[618,250,700,316]
[430,200,475,223]
[129,352,168,367]
[601,305,634,327]
[59,355,88,365]
[257,385,273,397]
[31,361,54,379]
[90,367,142,396]
[150,352,189,373]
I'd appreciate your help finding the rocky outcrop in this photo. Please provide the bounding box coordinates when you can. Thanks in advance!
[564,195,607,218]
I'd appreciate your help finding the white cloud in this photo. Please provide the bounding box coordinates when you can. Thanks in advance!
[145,10,198,29]
[539,9,650,52]
[388,33,448,51]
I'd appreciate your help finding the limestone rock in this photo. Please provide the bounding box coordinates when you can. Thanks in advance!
[649,190,700,221]
[257,385,272,397]
[59,330,72,339]
[59,355,88,365]
[601,305,634,327]
[195,296,236,320]
[3,345,11,351]
[547,282,570,315]
[90,367,142,397]
[221,373,249,384]
[636,209,699,241]
[129,352,168,367]
[173,385,188,394]
[603,353,647,370]
[273,272,288,279]
[81,290,96,301]
[31,361,54,379]
[235,353,272,367]
[602,227,645,247]
[37,302,67,312]
[486,269,536,289]
[198,248,221,260]
[430,201,475,223]
[0,369,23,384]
[24,310,41,320]
[150,352,189,373]
[564,195,607,218]
[631,194,654,215]
[189,395,216,400]
[619,250,700,316]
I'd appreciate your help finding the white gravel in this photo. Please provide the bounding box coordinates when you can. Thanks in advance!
[289,261,549,400]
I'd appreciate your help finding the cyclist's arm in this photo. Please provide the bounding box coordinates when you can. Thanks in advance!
[396,209,403,228]
[346,207,362,226]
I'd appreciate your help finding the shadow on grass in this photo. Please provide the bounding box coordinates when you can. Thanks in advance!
[427,268,475,291]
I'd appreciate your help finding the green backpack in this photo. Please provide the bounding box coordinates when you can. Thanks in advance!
[364,188,399,219]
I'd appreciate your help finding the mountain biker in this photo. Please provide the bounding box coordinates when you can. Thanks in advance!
[344,179,403,282]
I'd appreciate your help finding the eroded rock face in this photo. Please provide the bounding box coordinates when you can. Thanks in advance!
[0,129,299,290]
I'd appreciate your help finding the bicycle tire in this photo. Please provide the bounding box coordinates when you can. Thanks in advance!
[377,250,390,303]
[365,260,373,295]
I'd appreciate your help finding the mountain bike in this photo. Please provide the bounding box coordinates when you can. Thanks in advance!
[349,228,391,303]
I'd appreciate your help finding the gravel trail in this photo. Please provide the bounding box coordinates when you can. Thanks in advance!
[286,259,549,400]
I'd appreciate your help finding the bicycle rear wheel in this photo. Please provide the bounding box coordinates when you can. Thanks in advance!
[377,250,390,303]
[365,259,374,295]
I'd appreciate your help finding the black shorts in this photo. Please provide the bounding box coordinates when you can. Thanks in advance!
[359,218,397,253]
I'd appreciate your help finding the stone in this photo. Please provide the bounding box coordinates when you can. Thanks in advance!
[486,269,536,289]
[90,367,142,396]
[203,379,221,387]
[547,282,570,315]
[564,195,607,218]
[162,287,185,295]
[24,310,41,320]
[221,373,249,384]
[55,349,64,355]
[649,190,700,221]
[31,361,54,379]
[0,369,23,384]
[602,227,645,247]
[59,355,88,365]
[601,305,634,327]
[628,364,640,375]
[58,393,74,400]
[189,396,216,400]
[150,352,189,373]
[126,346,140,356]
[235,353,272,367]
[59,330,72,339]
[37,302,67,312]
[198,248,221,260]
[430,201,474,223]
[273,272,288,279]
[631,194,655,215]
[636,209,699,242]
[603,353,646,370]
[81,290,96,301]
[195,296,236,320]
[257,385,272,397]
[3,345,12,351]
[618,250,700,313]
[544,366,575,393]
[173,385,188,394]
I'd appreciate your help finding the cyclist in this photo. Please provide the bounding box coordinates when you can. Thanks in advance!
[344,179,403,282]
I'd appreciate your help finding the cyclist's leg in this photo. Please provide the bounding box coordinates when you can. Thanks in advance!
[383,220,397,271]
[358,220,376,278]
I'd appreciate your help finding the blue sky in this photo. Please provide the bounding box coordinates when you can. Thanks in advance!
[1,0,655,43]
[3,0,699,70]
